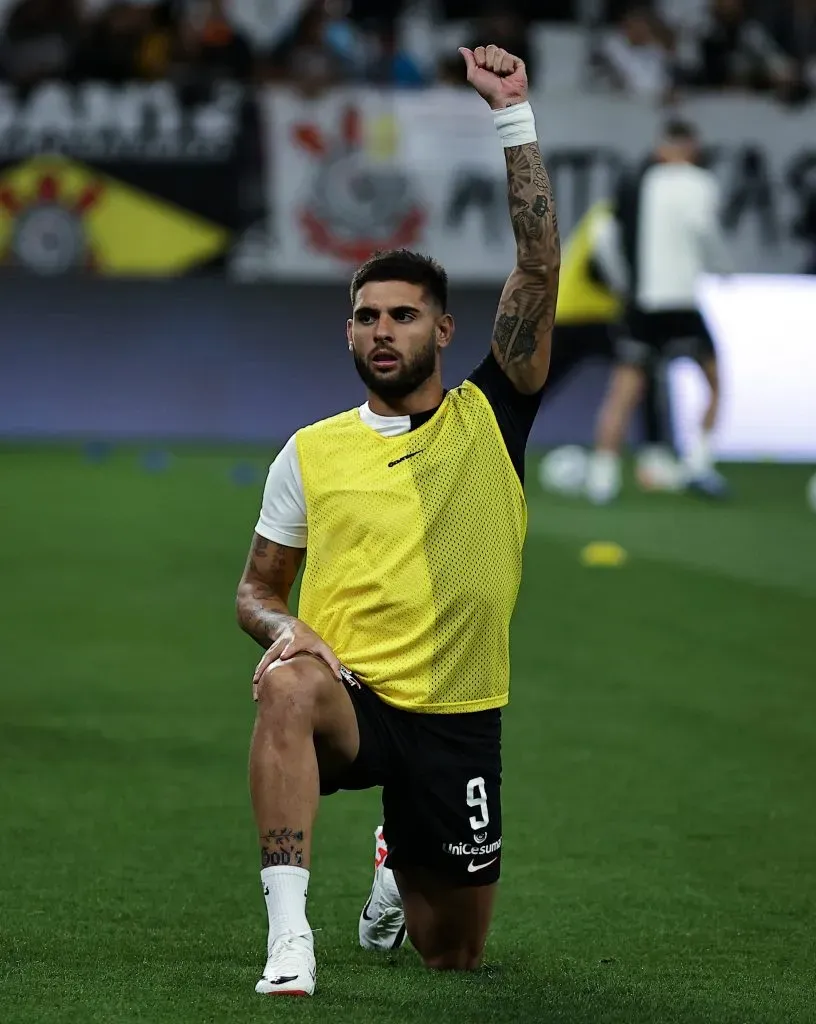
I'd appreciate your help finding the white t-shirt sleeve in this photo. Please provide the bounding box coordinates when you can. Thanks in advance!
[254,434,308,548]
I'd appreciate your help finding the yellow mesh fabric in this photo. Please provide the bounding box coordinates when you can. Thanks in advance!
[296,381,527,713]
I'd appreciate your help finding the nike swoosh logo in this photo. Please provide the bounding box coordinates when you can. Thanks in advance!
[467,857,498,873]
[388,450,424,468]
[267,975,299,985]
[361,895,375,921]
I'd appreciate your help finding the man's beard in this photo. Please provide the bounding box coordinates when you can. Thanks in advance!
[353,335,437,401]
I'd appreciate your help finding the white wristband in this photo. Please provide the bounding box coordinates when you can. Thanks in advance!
[493,100,537,148]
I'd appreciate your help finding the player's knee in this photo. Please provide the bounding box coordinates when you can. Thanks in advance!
[415,932,486,973]
[255,658,330,724]
[422,946,483,972]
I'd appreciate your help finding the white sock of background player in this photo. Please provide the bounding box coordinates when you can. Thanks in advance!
[684,429,715,479]
[586,450,622,504]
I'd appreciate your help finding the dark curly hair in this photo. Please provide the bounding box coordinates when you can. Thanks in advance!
[350,249,449,312]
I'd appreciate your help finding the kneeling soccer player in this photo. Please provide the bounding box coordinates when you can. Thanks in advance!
[236,43,560,996]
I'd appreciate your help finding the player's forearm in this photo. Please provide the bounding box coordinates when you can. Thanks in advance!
[505,140,560,286]
[491,139,561,381]
[236,583,295,649]
[237,535,305,648]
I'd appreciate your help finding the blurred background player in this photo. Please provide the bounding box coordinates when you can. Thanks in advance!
[588,198,683,492]
[585,118,731,504]
[538,198,683,497]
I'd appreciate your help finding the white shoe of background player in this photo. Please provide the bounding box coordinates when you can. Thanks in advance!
[585,450,622,505]
[635,445,684,493]
[358,826,408,951]
[255,932,316,996]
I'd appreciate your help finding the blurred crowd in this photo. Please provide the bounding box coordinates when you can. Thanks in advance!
[0,0,252,89]
[0,0,813,101]
[595,0,816,102]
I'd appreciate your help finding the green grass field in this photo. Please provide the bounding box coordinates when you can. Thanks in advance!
[2,446,814,1024]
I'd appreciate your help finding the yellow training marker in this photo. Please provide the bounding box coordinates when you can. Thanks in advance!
[580,542,628,567]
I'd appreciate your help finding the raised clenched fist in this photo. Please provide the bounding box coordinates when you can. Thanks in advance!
[459,45,528,111]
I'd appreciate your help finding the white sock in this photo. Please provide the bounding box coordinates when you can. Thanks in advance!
[261,865,311,952]
[685,431,714,477]
[586,450,622,504]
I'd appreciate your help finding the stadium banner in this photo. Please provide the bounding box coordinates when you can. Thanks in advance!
[253,87,816,282]
[0,80,259,276]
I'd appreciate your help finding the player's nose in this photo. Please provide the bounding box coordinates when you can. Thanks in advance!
[373,315,395,342]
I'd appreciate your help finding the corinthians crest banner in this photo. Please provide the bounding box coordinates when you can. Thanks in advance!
[260,89,427,275]
[258,87,816,282]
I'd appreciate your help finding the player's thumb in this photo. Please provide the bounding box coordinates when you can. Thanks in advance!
[320,647,342,681]
[459,47,476,76]
[279,639,299,661]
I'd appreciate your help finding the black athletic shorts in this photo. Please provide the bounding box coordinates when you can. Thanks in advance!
[614,308,716,368]
[321,672,503,886]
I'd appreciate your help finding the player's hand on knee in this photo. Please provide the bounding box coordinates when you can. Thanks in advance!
[277,621,342,679]
[459,44,528,109]
[252,619,342,700]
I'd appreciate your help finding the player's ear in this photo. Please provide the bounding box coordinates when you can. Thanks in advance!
[436,313,455,350]
[346,318,353,351]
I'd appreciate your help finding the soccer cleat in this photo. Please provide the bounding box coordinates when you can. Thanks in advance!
[686,469,731,500]
[359,826,407,952]
[255,932,316,996]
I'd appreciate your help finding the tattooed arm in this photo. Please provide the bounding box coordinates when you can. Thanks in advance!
[493,142,560,393]
[236,533,341,684]
[236,533,304,649]
[461,44,561,394]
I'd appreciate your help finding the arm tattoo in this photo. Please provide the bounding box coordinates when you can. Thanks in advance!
[236,537,305,648]
[494,313,537,361]
[253,535,270,556]
[260,827,304,868]
[492,140,561,386]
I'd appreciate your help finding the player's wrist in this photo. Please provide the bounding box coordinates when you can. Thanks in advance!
[492,100,536,148]
[488,95,527,111]
[261,610,297,646]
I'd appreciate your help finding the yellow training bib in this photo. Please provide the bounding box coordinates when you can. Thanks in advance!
[296,381,527,713]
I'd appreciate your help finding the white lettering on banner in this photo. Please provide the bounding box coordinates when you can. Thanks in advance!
[0,81,243,161]
[257,87,816,281]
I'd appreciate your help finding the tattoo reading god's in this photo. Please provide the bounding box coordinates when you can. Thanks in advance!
[261,827,304,868]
